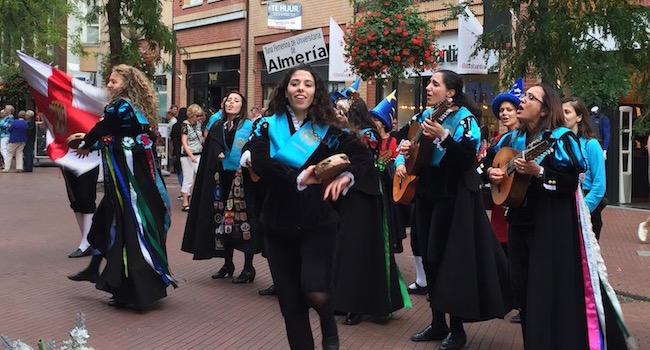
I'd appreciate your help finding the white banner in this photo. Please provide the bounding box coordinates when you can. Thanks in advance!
[263,28,328,74]
[328,17,356,82]
[267,2,302,30]
[457,6,488,74]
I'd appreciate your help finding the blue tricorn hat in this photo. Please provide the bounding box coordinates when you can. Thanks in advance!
[330,78,362,105]
[491,77,523,116]
[369,90,397,132]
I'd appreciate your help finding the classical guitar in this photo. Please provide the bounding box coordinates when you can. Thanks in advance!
[392,100,453,204]
[491,132,554,207]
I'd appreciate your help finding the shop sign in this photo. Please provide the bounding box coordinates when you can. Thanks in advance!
[263,28,328,74]
[267,2,302,30]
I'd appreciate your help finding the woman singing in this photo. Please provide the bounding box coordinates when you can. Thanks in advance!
[485,85,629,349]
[249,64,373,350]
[396,70,510,350]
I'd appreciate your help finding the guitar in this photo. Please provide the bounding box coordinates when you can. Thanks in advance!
[490,132,554,207]
[392,100,453,204]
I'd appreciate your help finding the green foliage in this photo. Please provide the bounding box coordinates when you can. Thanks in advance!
[469,0,650,111]
[0,64,29,105]
[0,0,70,105]
[77,0,178,74]
[344,0,439,80]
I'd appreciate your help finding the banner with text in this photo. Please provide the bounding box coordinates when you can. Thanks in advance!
[267,2,302,30]
[263,28,328,74]
[457,6,488,74]
[328,17,356,81]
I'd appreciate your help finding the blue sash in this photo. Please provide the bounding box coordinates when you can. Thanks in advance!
[119,98,149,125]
[430,107,474,166]
[222,119,253,171]
[267,113,329,169]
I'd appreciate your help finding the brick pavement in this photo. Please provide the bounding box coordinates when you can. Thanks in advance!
[0,167,647,349]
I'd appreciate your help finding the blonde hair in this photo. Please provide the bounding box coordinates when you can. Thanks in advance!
[110,64,159,127]
[186,104,204,120]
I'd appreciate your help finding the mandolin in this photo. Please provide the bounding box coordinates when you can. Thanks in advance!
[491,132,554,207]
[392,100,453,204]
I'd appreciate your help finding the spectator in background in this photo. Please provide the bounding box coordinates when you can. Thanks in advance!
[171,107,187,198]
[250,105,262,121]
[23,110,36,172]
[0,105,15,166]
[589,106,610,160]
[3,110,28,172]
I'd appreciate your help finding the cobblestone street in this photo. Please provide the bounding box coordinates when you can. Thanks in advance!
[1,167,648,349]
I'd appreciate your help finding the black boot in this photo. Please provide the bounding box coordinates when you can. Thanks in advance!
[322,335,339,350]
[344,312,361,325]
[232,267,256,284]
[211,263,234,279]
[259,284,276,296]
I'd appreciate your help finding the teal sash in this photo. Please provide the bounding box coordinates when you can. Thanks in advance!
[222,119,253,171]
[268,113,329,169]
[430,107,473,166]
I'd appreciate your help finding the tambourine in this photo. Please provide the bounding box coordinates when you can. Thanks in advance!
[314,153,350,180]
[67,133,86,149]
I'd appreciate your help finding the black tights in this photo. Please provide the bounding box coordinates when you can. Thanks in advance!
[432,309,464,334]
[285,292,338,350]
[222,248,254,270]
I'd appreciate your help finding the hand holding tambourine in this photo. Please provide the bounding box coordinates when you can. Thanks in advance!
[313,153,350,180]
[67,133,86,149]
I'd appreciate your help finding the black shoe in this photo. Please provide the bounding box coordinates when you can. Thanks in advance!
[232,267,256,284]
[438,331,467,350]
[211,264,234,279]
[407,282,428,295]
[67,270,99,283]
[510,312,521,323]
[259,284,277,296]
[68,247,92,258]
[411,324,450,342]
[322,335,339,350]
[108,298,128,308]
[426,292,430,302]
[345,312,362,325]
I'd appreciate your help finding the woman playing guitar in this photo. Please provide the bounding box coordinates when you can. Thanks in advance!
[395,70,510,350]
[484,85,629,349]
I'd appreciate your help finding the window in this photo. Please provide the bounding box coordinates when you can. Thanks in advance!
[184,0,203,8]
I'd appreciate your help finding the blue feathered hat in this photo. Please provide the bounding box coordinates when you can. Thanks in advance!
[369,90,397,132]
[330,78,361,105]
[491,77,524,116]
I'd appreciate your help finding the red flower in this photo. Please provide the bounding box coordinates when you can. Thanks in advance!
[396,27,402,33]
[384,1,390,5]
[370,49,377,55]
[384,17,390,23]
[400,20,406,26]
[402,49,409,56]
[394,56,401,62]
[412,38,422,46]
[402,31,408,37]
[383,28,389,35]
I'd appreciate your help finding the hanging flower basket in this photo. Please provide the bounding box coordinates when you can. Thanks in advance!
[344,0,439,81]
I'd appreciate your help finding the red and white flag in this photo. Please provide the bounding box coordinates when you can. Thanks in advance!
[17,50,107,175]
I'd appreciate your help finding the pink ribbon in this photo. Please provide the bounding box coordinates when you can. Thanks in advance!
[575,191,602,350]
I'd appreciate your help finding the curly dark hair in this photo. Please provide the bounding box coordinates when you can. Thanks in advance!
[347,96,378,135]
[267,64,342,129]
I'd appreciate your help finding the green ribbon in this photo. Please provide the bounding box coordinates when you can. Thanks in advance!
[378,175,412,309]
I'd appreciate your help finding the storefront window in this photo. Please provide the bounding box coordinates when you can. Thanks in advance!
[397,78,418,127]
[154,75,167,123]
